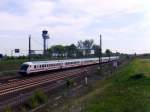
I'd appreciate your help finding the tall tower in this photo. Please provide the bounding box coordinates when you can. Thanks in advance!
[42,30,50,55]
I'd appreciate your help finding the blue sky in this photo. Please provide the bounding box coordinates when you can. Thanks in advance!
[0,0,150,55]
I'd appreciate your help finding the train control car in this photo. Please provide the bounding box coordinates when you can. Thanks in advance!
[19,56,119,75]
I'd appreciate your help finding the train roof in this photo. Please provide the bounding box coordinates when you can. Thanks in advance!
[22,58,98,65]
[22,56,119,65]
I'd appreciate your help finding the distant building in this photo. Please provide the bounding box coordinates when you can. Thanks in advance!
[80,48,95,56]
[52,53,67,58]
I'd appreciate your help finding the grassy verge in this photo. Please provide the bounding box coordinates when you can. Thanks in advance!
[84,59,150,112]
[52,58,150,112]
[0,59,27,76]
[0,59,26,71]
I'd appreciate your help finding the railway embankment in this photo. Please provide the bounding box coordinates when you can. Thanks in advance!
[26,61,126,112]
[1,58,126,112]
[37,58,150,112]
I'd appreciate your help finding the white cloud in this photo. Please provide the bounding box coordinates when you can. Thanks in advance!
[0,0,150,55]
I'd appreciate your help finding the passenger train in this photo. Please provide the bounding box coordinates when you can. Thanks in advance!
[19,56,119,75]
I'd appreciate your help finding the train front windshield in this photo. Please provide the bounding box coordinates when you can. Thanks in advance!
[20,64,29,71]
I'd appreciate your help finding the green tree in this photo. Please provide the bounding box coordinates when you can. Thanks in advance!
[77,39,94,56]
[105,49,112,58]
[92,44,100,57]
[51,45,65,57]
[65,44,77,58]
[83,39,94,50]
[77,40,83,49]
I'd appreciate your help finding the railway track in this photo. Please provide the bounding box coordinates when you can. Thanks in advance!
[0,60,120,111]
[0,65,96,97]
[0,65,98,110]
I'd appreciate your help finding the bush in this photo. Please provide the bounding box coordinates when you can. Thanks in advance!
[34,89,48,104]
[4,106,12,112]
[25,89,48,109]
[65,78,74,87]
[129,73,145,80]
[26,95,39,109]
[20,106,27,112]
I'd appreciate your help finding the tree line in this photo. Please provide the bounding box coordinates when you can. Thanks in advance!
[47,39,119,59]
[1,39,121,60]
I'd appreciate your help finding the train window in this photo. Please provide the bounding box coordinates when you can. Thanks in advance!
[34,65,36,68]
[20,64,29,71]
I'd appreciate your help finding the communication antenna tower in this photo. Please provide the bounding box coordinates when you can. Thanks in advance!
[42,30,50,55]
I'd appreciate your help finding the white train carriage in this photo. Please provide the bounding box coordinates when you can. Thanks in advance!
[62,59,81,68]
[19,61,63,75]
[19,56,119,75]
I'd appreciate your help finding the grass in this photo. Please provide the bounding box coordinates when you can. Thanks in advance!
[4,106,12,112]
[0,59,26,71]
[83,59,150,112]
[0,59,28,76]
